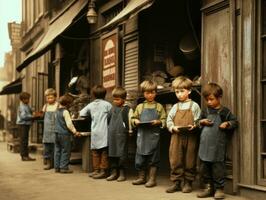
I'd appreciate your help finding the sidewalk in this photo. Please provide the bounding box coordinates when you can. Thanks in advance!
[0,142,250,200]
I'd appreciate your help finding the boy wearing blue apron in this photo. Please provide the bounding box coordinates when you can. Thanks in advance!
[107,87,133,182]
[166,76,201,193]
[197,83,238,199]
[131,80,166,188]
[42,88,58,170]
[54,95,80,173]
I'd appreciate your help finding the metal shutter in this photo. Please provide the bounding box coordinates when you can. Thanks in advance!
[124,40,138,91]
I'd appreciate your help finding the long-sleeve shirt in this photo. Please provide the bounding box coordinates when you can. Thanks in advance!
[62,108,77,134]
[16,102,33,125]
[131,100,166,128]
[166,100,201,133]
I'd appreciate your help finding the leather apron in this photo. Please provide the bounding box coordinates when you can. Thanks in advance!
[169,102,198,181]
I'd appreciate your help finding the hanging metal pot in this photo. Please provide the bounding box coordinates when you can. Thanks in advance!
[179,33,199,60]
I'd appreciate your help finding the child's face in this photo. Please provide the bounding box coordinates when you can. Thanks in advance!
[205,94,221,109]
[22,98,30,104]
[175,88,190,102]
[144,90,156,102]
[46,95,56,104]
[113,97,125,107]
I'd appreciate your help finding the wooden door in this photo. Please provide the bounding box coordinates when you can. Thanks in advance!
[201,0,237,193]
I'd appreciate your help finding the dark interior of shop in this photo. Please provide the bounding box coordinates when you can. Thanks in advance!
[139,0,201,105]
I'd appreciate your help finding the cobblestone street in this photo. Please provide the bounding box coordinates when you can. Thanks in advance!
[0,142,250,200]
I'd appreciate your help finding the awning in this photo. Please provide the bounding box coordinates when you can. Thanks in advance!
[101,0,154,30]
[0,77,23,95]
[16,0,87,72]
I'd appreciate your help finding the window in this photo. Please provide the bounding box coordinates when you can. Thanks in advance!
[34,0,44,21]
[102,2,123,24]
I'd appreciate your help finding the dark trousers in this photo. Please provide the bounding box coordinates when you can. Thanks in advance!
[109,156,126,170]
[199,160,225,189]
[19,125,30,158]
[135,148,160,171]
[43,143,54,159]
[54,133,71,170]
[92,147,108,170]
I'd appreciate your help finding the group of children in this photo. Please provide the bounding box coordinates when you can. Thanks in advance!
[17,90,81,173]
[16,76,238,200]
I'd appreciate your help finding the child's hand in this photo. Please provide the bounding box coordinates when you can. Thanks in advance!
[187,124,195,131]
[129,131,134,137]
[172,126,179,133]
[151,120,161,126]
[200,119,214,126]
[74,132,81,137]
[134,119,140,126]
[219,122,229,129]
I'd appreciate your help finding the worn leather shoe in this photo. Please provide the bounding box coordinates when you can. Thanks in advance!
[93,169,107,179]
[166,181,181,193]
[197,184,214,198]
[117,169,126,182]
[21,156,36,161]
[106,169,118,181]
[132,170,146,185]
[214,189,225,199]
[60,169,73,173]
[88,170,100,177]
[182,180,192,193]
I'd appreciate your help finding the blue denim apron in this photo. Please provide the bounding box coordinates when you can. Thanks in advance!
[108,106,127,157]
[43,111,56,143]
[198,108,226,162]
[136,104,160,155]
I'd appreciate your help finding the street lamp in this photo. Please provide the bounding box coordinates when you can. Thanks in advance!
[87,0,97,24]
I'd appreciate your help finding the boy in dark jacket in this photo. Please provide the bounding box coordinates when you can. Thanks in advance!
[197,83,238,199]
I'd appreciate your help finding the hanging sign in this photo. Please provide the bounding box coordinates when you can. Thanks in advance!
[102,32,117,89]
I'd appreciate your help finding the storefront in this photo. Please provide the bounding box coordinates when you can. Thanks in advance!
[15,0,266,198]
[89,0,203,180]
